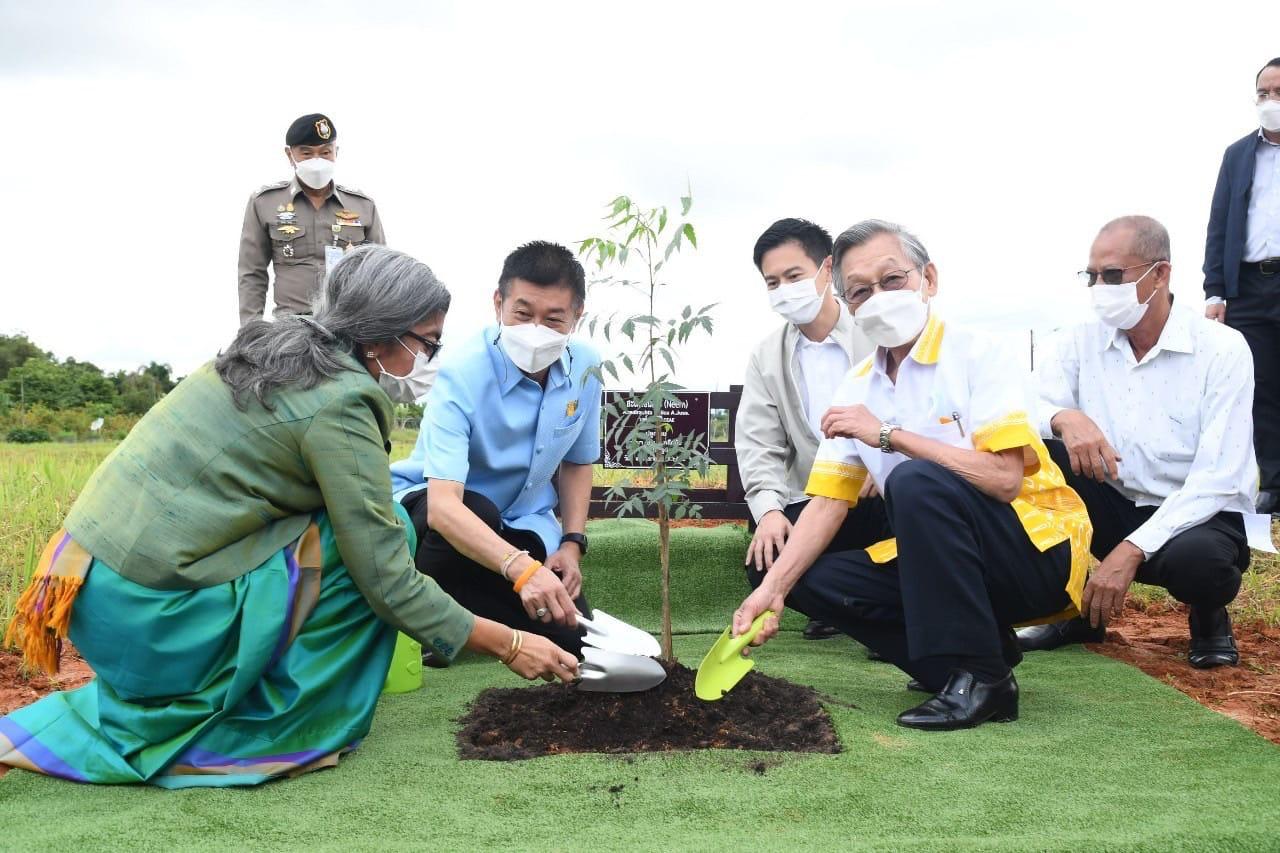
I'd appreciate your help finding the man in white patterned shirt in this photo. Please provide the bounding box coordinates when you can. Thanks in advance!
[1019,216,1255,668]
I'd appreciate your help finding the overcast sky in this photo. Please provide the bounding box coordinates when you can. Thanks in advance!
[0,0,1273,388]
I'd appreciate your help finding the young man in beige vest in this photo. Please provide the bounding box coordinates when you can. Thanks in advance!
[736,218,876,640]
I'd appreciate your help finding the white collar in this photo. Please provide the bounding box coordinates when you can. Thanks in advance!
[1101,302,1196,358]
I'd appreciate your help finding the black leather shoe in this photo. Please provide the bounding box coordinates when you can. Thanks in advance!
[1188,606,1239,669]
[1015,617,1106,652]
[1000,627,1024,669]
[906,678,929,693]
[896,669,1019,731]
[1256,490,1279,516]
[803,619,841,640]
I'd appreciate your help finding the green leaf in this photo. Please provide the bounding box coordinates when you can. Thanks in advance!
[681,305,691,320]
[683,223,697,248]
[621,319,636,340]
[660,348,675,375]
[664,233,681,262]
[625,222,644,247]
[605,361,619,382]
[658,208,668,235]
[622,354,634,373]
[681,194,692,216]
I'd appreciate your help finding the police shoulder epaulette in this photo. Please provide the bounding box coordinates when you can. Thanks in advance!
[336,184,371,199]
[254,180,289,197]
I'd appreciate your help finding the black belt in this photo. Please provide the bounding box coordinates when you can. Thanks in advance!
[1243,258,1280,275]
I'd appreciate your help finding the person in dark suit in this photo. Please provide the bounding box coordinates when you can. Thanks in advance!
[1204,57,1280,513]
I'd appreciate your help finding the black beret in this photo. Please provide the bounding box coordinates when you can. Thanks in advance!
[285,113,337,146]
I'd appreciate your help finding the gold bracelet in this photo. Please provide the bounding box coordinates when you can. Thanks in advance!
[499,549,530,582]
[501,630,523,665]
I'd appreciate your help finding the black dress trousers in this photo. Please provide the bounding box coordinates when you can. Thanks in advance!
[401,488,590,655]
[784,459,1072,691]
[745,496,894,590]
[1044,440,1249,609]
[1227,263,1280,494]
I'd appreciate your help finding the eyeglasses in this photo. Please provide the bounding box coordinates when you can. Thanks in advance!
[402,331,443,361]
[1076,260,1165,287]
[836,268,917,307]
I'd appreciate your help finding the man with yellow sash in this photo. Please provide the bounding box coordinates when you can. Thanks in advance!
[730,219,1092,731]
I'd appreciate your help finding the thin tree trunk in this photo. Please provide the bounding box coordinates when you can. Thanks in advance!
[659,495,673,661]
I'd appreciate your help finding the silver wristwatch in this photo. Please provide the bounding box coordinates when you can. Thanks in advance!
[879,422,900,453]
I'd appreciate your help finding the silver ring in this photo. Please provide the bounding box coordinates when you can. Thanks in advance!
[535,607,548,618]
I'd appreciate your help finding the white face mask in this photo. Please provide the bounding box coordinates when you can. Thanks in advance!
[376,338,440,404]
[499,322,570,374]
[1258,99,1280,133]
[292,154,335,190]
[852,285,930,348]
[767,276,825,325]
[1090,263,1160,330]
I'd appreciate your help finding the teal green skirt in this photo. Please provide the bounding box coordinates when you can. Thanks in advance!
[0,510,404,788]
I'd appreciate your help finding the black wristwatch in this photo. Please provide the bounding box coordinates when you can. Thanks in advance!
[561,532,589,555]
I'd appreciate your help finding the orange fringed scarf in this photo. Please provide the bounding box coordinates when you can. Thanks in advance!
[3,530,92,675]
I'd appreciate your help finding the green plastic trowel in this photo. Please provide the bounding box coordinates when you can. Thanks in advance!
[694,610,774,701]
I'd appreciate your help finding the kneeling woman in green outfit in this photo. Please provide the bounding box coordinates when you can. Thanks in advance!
[0,245,579,788]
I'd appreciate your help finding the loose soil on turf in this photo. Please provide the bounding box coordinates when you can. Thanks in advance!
[0,645,94,779]
[1087,600,1280,744]
[456,661,843,760]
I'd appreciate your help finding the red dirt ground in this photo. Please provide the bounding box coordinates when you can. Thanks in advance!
[1088,600,1280,745]
[666,519,745,529]
[0,645,94,779]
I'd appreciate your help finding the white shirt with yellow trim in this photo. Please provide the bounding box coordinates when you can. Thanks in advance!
[805,314,1093,619]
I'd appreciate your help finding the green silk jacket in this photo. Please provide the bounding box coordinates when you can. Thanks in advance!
[63,353,474,660]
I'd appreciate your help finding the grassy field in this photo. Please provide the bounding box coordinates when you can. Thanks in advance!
[0,443,116,627]
[3,519,1279,850]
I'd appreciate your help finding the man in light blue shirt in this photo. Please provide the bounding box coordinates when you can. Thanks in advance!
[395,241,601,656]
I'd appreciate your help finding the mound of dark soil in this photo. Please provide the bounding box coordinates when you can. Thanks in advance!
[457,661,843,760]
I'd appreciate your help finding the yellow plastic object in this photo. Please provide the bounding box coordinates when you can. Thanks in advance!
[694,610,774,701]
[382,632,424,694]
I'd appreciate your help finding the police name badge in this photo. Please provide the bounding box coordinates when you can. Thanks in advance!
[324,244,344,272]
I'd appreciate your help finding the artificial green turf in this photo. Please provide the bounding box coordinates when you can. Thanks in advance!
[3,520,1280,851]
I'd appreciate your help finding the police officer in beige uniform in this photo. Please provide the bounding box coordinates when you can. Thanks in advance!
[238,113,386,326]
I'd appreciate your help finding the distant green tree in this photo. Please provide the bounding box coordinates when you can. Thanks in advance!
[142,362,177,393]
[4,357,118,410]
[111,362,177,415]
[0,334,52,381]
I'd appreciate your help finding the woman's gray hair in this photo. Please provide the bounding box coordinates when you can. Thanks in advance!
[831,219,931,279]
[216,245,450,409]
